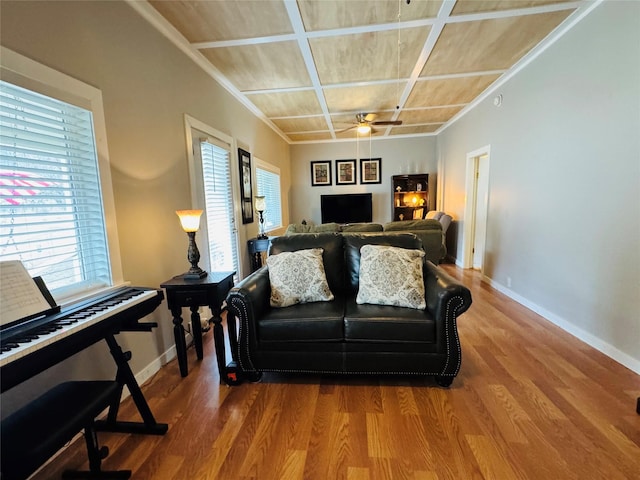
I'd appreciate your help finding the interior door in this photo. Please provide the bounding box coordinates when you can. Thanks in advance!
[472,155,490,269]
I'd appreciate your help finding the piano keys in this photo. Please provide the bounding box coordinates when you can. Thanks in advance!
[1,286,159,371]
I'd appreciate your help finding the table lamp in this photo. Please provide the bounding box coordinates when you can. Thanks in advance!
[254,196,267,239]
[176,209,207,279]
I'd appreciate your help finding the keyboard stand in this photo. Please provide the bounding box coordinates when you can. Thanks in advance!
[94,333,168,436]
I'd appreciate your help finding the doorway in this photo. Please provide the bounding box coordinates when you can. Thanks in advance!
[462,146,490,271]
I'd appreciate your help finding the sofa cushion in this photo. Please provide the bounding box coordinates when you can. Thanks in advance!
[341,222,383,232]
[383,219,442,232]
[356,245,426,309]
[285,222,340,234]
[258,298,345,342]
[270,233,345,294]
[344,298,436,343]
[344,233,422,294]
[267,248,334,307]
[425,211,443,221]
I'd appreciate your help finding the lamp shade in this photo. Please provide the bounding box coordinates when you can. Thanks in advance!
[176,209,203,232]
[254,195,266,212]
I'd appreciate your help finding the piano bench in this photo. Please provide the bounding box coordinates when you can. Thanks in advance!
[0,381,131,480]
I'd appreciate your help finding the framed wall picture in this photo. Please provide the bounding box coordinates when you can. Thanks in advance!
[238,148,253,223]
[360,157,382,184]
[335,159,356,185]
[310,160,332,186]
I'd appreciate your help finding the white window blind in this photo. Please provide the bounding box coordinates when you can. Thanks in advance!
[255,163,282,232]
[0,80,111,295]
[199,139,239,275]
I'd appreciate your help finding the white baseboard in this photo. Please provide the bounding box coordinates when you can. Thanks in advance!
[120,345,177,401]
[483,274,640,375]
[137,345,177,386]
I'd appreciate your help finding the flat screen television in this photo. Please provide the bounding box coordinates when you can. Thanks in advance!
[321,193,372,224]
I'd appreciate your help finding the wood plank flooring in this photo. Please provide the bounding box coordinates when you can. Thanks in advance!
[30,266,640,479]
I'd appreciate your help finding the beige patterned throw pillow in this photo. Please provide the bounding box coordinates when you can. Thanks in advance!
[356,245,426,309]
[267,248,334,308]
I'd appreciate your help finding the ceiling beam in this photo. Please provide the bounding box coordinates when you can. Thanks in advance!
[282,0,335,138]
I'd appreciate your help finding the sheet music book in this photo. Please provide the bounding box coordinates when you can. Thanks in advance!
[0,260,55,327]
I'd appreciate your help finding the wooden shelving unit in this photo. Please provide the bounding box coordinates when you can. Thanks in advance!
[392,174,429,221]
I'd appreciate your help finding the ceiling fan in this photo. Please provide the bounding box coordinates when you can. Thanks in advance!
[338,113,402,135]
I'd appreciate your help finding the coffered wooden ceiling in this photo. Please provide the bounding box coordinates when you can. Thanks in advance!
[137,0,593,143]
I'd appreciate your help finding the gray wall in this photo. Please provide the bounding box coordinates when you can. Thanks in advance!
[438,0,640,369]
[0,0,290,414]
[290,136,438,224]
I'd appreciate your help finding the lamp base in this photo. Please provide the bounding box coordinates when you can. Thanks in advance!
[181,268,207,280]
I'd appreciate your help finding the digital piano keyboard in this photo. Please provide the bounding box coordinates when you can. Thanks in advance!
[0,286,164,393]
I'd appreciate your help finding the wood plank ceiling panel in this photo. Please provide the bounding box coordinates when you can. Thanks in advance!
[297,0,441,31]
[288,132,333,142]
[310,27,431,85]
[271,116,329,133]
[245,90,322,118]
[149,0,293,42]
[405,75,501,108]
[324,83,405,114]
[390,124,442,135]
[422,11,574,76]
[401,107,465,124]
[201,42,311,91]
[451,0,575,16]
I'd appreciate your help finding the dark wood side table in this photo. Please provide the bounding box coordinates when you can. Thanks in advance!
[160,271,234,379]
[247,237,270,272]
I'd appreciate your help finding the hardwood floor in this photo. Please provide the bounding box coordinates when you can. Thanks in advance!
[31,266,639,479]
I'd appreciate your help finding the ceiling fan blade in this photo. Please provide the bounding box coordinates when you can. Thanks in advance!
[337,125,357,134]
[371,120,403,126]
[364,113,377,122]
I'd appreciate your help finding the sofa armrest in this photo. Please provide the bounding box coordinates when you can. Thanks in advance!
[226,267,271,373]
[424,262,472,315]
[423,261,472,378]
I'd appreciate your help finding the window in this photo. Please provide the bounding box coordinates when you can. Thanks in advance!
[0,48,119,301]
[0,81,111,295]
[255,160,282,233]
[199,138,239,275]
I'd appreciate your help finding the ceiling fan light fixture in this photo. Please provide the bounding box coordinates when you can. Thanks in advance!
[357,124,371,135]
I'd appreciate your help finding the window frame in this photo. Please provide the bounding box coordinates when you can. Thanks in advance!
[0,47,123,301]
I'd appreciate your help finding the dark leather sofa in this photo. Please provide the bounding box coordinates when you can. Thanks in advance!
[226,233,472,386]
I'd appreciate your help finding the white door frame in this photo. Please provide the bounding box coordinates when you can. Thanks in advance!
[183,114,244,278]
[461,145,491,270]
